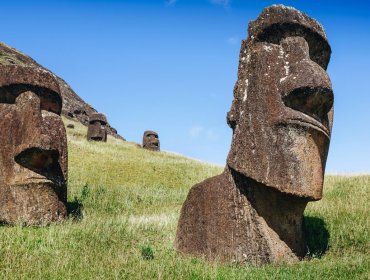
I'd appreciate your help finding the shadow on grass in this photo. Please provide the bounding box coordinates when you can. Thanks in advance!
[67,184,90,221]
[0,199,84,226]
[67,198,84,221]
[304,216,330,258]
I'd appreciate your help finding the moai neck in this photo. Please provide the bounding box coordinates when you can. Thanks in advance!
[224,165,309,259]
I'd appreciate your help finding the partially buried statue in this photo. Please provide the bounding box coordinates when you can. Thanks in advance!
[0,65,68,225]
[87,113,107,142]
[175,5,334,265]
[142,131,160,151]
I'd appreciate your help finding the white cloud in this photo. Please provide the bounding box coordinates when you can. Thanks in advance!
[189,125,204,139]
[189,125,218,141]
[165,0,177,7]
[206,129,218,141]
[209,0,231,7]
[227,36,238,45]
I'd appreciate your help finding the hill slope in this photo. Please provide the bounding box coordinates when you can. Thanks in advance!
[0,119,369,279]
[0,42,124,140]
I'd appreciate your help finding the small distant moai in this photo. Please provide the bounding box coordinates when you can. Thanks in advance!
[175,5,334,265]
[0,65,68,225]
[142,131,160,151]
[87,113,107,142]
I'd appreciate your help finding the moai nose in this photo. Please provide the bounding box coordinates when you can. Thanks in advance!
[280,37,333,122]
[15,90,42,114]
[281,36,310,63]
[14,91,59,171]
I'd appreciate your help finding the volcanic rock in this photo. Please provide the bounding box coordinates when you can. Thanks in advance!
[0,64,68,225]
[175,5,334,265]
[142,131,160,151]
[87,113,108,142]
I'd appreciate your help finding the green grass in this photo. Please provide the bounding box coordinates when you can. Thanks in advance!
[0,119,369,279]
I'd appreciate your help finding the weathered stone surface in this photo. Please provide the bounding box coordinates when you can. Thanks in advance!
[0,43,125,141]
[0,65,68,225]
[175,5,334,265]
[142,131,160,151]
[87,113,108,142]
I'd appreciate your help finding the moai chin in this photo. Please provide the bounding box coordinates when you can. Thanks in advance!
[142,131,160,151]
[0,65,68,225]
[87,113,107,142]
[175,5,334,265]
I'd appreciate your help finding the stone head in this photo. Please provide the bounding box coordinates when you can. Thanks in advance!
[0,65,67,224]
[87,113,107,142]
[143,131,160,151]
[226,5,334,200]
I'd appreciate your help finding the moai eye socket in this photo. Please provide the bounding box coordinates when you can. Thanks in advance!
[39,91,62,115]
[0,87,20,104]
[256,23,331,70]
[0,85,62,114]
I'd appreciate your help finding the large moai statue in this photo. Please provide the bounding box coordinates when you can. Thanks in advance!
[142,131,160,151]
[0,65,68,225]
[87,113,107,142]
[175,5,334,265]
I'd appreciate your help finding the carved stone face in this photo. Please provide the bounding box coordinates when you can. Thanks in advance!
[0,65,67,224]
[227,6,334,200]
[143,131,160,151]
[87,113,107,142]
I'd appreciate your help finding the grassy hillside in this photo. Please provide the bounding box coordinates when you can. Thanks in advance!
[0,119,369,279]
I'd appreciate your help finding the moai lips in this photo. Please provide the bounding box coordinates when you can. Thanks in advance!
[0,65,68,225]
[143,131,160,151]
[176,5,334,265]
[87,113,107,142]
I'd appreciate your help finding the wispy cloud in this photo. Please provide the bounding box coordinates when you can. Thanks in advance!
[189,125,204,139]
[165,0,177,7]
[227,36,238,45]
[189,125,218,141]
[206,129,217,141]
[209,0,231,7]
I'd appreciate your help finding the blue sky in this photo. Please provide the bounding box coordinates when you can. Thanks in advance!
[1,0,369,173]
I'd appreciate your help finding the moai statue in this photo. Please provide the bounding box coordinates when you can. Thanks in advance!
[175,5,334,265]
[87,113,107,142]
[0,65,68,225]
[142,131,160,151]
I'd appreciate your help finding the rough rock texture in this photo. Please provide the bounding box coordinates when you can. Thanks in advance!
[87,113,108,142]
[175,5,334,265]
[142,131,160,151]
[0,43,125,140]
[0,65,68,225]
